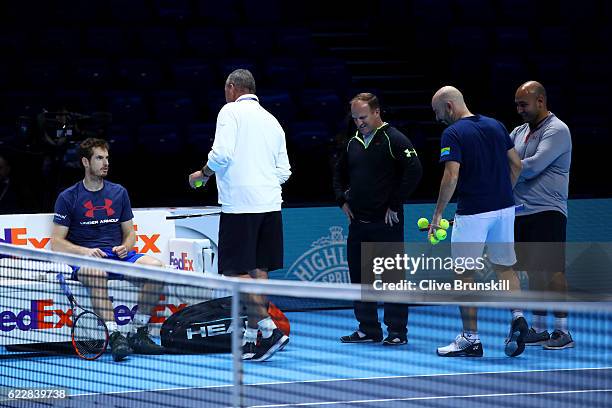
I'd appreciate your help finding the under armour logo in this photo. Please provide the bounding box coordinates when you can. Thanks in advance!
[405,148,417,157]
[84,199,115,218]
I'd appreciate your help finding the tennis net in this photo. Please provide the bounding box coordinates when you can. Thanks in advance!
[1,242,612,407]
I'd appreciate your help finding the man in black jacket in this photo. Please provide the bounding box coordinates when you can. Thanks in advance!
[333,93,422,345]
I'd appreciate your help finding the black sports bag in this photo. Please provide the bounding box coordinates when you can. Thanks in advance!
[160,296,289,354]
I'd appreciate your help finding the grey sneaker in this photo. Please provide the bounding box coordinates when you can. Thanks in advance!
[524,328,551,346]
[543,330,575,350]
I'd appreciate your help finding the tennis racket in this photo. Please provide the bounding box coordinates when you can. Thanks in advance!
[56,273,109,360]
[166,212,221,220]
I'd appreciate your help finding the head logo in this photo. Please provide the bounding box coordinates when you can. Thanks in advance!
[286,227,349,283]
[83,199,115,218]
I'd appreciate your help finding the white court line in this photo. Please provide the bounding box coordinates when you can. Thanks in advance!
[66,366,612,398]
[242,365,612,387]
[248,389,612,407]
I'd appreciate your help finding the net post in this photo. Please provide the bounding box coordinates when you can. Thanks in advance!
[230,283,243,407]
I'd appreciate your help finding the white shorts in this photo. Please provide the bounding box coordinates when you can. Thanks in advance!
[451,205,516,267]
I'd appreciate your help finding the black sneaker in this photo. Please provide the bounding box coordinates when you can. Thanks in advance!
[242,341,256,360]
[437,333,483,357]
[340,330,383,343]
[127,327,165,355]
[109,331,132,362]
[250,329,289,362]
[383,332,407,346]
[524,328,551,346]
[504,316,529,357]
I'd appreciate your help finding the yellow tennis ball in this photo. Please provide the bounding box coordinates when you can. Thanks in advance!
[440,219,450,230]
[417,218,429,229]
[429,235,439,245]
[435,228,447,241]
[195,180,203,188]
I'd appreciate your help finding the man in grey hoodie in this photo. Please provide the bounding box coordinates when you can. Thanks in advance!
[511,81,574,350]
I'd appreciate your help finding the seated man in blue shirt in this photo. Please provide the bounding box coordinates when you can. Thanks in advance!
[51,138,165,361]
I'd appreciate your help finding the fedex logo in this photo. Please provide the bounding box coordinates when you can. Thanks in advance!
[132,224,161,254]
[0,297,187,332]
[0,228,51,249]
[169,252,194,271]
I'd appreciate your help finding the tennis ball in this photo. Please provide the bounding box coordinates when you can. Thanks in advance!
[439,219,450,230]
[435,228,447,241]
[429,235,439,245]
[417,218,429,229]
[195,180,203,188]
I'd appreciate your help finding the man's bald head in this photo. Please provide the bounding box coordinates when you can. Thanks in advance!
[432,86,465,107]
[515,81,548,126]
[431,86,471,126]
[516,81,547,102]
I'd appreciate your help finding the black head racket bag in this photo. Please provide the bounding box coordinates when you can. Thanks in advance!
[161,296,246,354]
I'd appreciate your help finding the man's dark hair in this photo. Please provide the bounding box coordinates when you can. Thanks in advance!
[78,138,109,165]
[350,92,380,111]
[226,69,256,93]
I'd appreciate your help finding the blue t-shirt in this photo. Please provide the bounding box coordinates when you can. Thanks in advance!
[53,181,134,248]
[439,115,515,215]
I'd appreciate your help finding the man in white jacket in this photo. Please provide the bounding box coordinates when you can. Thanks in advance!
[189,69,291,362]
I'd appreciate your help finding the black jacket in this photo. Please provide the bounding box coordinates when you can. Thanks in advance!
[333,124,422,222]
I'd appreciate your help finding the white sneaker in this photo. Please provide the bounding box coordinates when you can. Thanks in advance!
[437,333,483,357]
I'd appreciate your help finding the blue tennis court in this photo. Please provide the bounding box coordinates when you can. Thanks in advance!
[3,305,611,407]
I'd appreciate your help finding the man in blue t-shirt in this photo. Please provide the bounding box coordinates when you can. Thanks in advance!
[428,86,527,358]
[51,138,164,361]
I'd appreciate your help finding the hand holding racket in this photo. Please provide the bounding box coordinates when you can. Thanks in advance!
[56,273,109,360]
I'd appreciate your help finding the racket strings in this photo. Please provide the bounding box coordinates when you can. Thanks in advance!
[73,312,109,359]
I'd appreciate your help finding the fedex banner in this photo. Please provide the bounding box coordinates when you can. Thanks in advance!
[0,210,192,346]
[0,210,174,263]
[0,280,199,345]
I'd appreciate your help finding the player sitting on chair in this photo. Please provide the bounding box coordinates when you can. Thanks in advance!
[51,138,165,362]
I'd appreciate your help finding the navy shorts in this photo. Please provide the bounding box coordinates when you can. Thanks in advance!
[71,248,144,280]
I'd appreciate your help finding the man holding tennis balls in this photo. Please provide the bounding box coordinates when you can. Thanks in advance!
[429,86,526,357]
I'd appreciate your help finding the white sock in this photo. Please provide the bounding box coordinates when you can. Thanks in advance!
[532,314,547,333]
[258,317,277,339]
[463,331,480,343]
[555,317,569,334]
[512,309,524,320]
[243,327,258,345]
[106,321,119,333]
[130,313,150,333]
